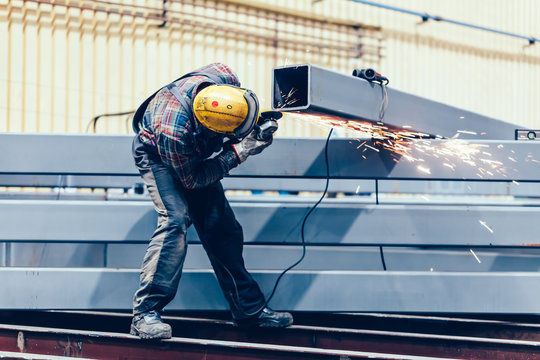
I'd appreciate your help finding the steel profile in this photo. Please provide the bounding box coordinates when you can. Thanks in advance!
[2,135,540,181]
[272,64,519,140]
[3,268,540,312]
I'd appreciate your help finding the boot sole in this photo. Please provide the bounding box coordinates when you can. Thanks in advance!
[130,324,172,340]
[234,316,293,328]
[257,317,293,328]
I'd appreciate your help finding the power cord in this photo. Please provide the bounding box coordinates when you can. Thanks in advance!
[265,127,334,305]
[378,82,388,123]
[216,128,334,315]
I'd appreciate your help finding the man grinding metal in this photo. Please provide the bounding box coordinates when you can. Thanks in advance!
[130,63,293,339]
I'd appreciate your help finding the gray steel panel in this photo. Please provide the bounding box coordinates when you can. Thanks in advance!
[0,243,5,267]
[0,175,141,189]
[2,268,540,312]
[0,134,136,175]
[3,177,540,197]
[0,175,375,193]
[6,242,540,273]
[239,138,540,181]
[378,180,539,197]
[272,64,518,140]
[106,244,384,270]
[2,134,540,181]
[3,200,540,246]
[378,180,512,196]
[384,247,540,272]
[9,243,105,267]
[223,178,376,193]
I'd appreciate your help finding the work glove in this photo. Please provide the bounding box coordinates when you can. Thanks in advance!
[231,127,274,163]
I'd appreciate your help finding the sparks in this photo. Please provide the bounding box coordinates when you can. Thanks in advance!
[457,130,477,135]
[469,249,482,263]
[365,144,380,152]
[478,220,494,233]
[356,141,366,149]
[283,113,511,179]
[417,165,431,174]
[443,163,455,171]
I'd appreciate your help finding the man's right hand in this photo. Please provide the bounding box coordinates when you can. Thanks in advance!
[231,128,273,163]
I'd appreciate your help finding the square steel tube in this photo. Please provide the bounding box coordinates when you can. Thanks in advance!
[272,64,518,140]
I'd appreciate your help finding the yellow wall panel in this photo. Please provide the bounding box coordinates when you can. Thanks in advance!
[1,0,539,137]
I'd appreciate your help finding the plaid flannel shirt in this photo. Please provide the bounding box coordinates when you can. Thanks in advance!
[137,63,241,189]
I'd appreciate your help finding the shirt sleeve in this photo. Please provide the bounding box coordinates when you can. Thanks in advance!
[164,134,239,189]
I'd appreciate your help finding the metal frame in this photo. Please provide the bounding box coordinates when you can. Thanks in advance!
[2,132,540,312]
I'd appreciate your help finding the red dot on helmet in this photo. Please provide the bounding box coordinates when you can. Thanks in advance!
[212,101,219,107]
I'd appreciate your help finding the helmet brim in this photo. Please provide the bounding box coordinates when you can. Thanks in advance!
[231,90,259,139]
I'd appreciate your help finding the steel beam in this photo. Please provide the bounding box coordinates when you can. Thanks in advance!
[7,242,539,273]
[2,177,540,197]
[2,268,540,312]
[3,200,540,246]
[272,64,518,140]
[105,244,385,271]
[1,134,540,181]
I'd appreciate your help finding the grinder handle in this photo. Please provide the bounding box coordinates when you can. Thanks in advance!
[255,111,282,141]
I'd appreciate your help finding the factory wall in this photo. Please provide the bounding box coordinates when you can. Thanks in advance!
[1,0,539,137]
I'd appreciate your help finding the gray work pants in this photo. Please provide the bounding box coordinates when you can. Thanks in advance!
[131,136,266,319]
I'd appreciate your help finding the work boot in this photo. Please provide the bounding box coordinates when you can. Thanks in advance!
[130,310,172,339]
[234,307,293,328]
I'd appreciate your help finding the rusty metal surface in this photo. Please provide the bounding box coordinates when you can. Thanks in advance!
[0,323,452,360]
[1,311,540,359]
[0,351,94,359]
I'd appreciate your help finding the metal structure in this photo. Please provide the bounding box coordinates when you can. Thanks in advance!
[272,64,519,140]
[1,64,540,313]
[1,131,540,312]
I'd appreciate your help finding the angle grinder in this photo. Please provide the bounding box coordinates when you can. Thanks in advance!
[255,111,282,141]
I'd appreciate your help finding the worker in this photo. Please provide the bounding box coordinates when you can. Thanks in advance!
[130,63,293,339]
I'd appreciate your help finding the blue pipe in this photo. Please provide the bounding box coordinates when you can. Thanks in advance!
[348,0,538,45]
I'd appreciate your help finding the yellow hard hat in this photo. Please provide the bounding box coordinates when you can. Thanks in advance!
[193,84,259,138]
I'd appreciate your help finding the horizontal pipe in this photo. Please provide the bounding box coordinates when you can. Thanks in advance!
[19,0,366,56]
[348,0,538,45]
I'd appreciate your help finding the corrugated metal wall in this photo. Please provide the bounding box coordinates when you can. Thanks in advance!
[1,0,539,136]
[0,0,380,136]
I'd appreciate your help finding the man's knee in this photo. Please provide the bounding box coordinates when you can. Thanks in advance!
[166,211,190,233]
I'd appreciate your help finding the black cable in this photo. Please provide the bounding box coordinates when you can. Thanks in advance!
[379,246,387,270]
[86,111,135,133]
[265,127,334,305]
[378,82,388,123]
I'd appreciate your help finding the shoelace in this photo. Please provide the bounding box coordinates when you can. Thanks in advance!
[136,310,163,324]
